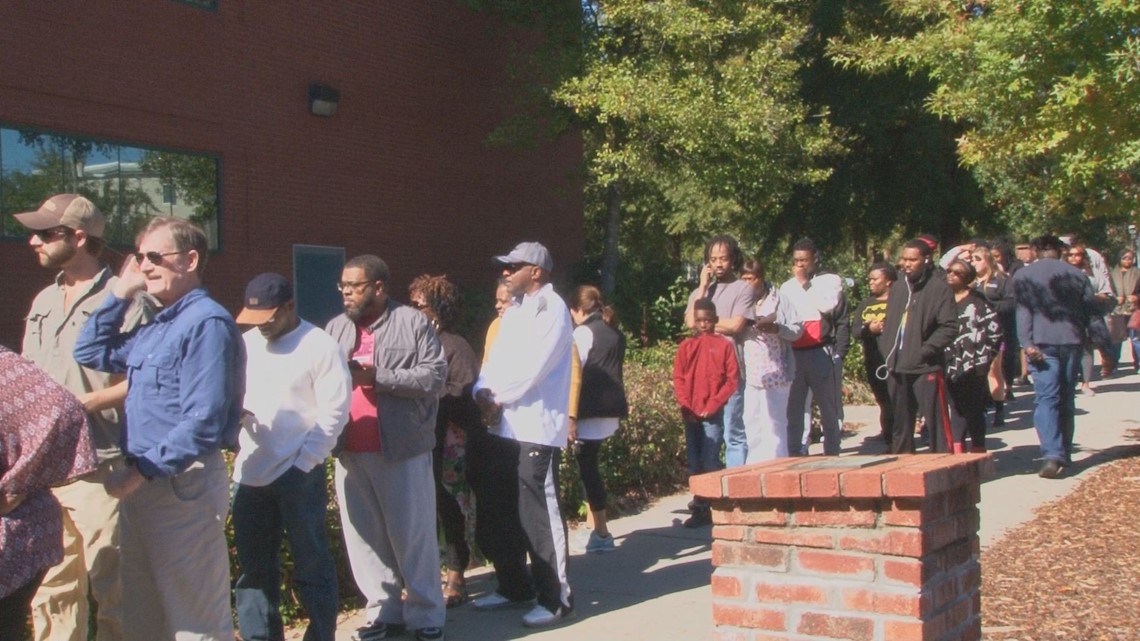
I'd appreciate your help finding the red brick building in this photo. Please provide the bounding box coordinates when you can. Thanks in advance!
[0,0,583,348]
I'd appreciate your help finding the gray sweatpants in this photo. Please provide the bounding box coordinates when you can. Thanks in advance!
[786,345,842,455]
[335,450,445,630]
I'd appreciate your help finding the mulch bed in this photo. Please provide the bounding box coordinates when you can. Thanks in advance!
[981,430,1140,641]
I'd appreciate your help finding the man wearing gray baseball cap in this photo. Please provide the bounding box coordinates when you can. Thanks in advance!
[15,194,154,641]
[473,241,575,628]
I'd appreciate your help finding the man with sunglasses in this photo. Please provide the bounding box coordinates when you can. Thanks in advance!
[74,216,245,641]
[15,194,154,641]
[473,242,575,629]
[324,255,447,641]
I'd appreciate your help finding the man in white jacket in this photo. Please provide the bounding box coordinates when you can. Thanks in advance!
[474,241,575,629]
[231,273,351,641]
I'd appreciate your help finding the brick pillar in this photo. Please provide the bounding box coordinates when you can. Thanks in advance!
[690,454,992,641]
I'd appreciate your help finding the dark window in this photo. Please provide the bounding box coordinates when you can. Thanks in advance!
[0,124,221,249]
[170,0,217,10]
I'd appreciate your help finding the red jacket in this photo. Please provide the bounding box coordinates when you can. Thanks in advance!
[673,333,739,420]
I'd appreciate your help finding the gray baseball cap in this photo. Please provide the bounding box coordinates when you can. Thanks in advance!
[494,241,553,272]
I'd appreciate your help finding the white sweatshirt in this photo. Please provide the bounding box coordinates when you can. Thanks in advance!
[233,320,351,486]
[475,283,574,447]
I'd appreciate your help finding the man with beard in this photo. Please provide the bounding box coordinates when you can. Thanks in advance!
[683,235,753,467]
[73,217,245,641]
[231,273,351,641]
[15,194,147,641]
[324,255,447,641]
[878,239,957,454]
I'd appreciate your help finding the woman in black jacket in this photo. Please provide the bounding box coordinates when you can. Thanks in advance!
[970,243,1016,424]
[568,286,628,554]
[945,260,1003,452]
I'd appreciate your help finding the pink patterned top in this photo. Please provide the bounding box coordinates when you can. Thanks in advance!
[0,346,96,599]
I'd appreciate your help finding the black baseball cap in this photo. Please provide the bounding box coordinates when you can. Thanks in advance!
[235,273,292,325]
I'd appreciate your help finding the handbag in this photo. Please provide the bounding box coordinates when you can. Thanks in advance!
[1128,309,1140,331]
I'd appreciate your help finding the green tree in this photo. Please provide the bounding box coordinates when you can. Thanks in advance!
[139,151,219,224]
[829,0,1140,235]
[468,1,843,340]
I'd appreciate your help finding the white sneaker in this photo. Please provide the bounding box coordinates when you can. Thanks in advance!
[522,604,571,628]
[585,531,615,554]
[472,592,529,611]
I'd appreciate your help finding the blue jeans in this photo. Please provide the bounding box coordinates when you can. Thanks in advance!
[233,465,338,641]
[722,383,747,467]
[685,411,725,476]
[1028,344,1080,464]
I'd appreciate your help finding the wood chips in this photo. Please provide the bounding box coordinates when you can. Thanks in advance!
[981,432,1140,641]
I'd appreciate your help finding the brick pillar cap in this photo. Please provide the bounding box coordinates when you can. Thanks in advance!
[689,454,993,500]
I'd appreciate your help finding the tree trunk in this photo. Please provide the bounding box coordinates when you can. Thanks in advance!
[600,180,622,296]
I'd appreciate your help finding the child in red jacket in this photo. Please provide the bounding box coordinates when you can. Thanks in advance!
[673,298,740,527]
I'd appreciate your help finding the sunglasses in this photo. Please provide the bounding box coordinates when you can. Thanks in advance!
[132,250,186,265]
[948,270,970,278]
[503,263,533,274]
[31,226,72,242]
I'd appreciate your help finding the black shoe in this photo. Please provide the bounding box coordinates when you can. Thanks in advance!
[353,622,407,641]
[1038,460,1063,479]
[415,627,444,641]
[683,509,712,528]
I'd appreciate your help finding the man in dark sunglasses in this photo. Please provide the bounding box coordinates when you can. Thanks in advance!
[13,193,156,641]
[74,216,245,641]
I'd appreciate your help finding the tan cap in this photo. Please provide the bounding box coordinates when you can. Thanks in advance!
[14,194,105,239]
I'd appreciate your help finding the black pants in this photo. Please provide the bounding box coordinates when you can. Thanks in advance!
[517,443,571,614]
[0,570,45,640]
[576,439,607,512]
[867,371,894,439]
[887,371,952,453]
[467,432,533,601]
[947,370,988,450]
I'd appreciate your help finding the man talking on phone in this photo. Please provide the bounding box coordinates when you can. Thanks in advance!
[683,235,754,467]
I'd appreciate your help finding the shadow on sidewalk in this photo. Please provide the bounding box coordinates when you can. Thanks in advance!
[440,523,713,640]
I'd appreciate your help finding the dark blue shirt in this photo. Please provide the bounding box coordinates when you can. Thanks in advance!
[74,288,245,479]
[1012,258,1095,348]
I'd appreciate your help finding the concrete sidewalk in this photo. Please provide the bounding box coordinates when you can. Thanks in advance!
[327,369,1140,641]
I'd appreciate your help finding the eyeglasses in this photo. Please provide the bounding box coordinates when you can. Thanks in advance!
[503,263,533,274]
[336,280,373,293]
[132,250,186,265]
[410,300,427,310]
[31,227,72,242]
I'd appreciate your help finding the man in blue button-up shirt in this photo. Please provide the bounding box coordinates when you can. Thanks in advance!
[74,217,245,641]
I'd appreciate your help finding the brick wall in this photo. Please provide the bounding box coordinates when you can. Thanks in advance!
[692,454,993,641]
[0,1,583,348]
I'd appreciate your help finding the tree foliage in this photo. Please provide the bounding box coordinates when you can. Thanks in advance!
[829,0,1140,234]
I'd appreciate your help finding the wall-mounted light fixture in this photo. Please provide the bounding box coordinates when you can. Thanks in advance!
[309,84,340,117]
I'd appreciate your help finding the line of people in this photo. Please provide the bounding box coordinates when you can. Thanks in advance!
[674,231,1124,525]
[2,194,635,641]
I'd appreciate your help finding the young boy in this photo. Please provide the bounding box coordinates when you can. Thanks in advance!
[673,298,740,528]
